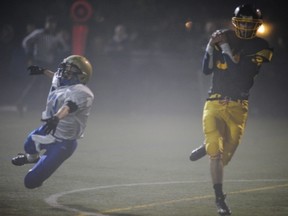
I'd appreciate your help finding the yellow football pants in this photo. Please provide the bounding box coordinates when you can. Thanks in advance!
[203,99,248,166]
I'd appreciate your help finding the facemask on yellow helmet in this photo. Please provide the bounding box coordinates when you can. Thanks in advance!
[232,4,263,39]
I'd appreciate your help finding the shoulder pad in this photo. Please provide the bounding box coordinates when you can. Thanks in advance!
[256,48,273,62]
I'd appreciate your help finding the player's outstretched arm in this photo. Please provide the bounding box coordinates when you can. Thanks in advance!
[27,65,54,78]
[43,69,54,78]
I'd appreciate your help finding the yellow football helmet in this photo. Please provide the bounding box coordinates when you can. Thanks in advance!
[232,4,263,39]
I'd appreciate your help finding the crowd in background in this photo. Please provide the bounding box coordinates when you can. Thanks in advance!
[0,0,287,117]
[1,0,287,75]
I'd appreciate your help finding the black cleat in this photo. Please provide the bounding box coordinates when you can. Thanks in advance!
[189,144,206,161]
[11,153,39,166]
[215,195,232,216]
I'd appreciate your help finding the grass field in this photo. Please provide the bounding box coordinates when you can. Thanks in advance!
[1,108,288,216]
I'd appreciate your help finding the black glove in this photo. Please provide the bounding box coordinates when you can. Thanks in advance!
[27,65,45,75]
[41,116,59,135]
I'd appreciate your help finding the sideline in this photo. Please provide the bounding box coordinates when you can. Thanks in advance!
[44,179,288,216]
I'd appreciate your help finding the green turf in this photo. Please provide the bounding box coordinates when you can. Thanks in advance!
[1,111,288,216]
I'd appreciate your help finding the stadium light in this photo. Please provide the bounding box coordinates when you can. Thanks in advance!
[257,23,272,38]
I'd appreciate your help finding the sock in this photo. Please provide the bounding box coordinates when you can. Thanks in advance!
[26,153,39,162]
[213,183,224,198]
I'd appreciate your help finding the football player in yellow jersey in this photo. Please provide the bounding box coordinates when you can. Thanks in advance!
[189,4,273,215]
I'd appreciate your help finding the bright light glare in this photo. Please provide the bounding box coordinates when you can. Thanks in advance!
[257,23,272,37]
[257,24,265,34]
[185,21,193,31]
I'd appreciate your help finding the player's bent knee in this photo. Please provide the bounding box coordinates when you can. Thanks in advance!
[206,144,220,157]
[24,173,43,189]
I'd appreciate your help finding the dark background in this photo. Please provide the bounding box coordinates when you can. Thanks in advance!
[0,0,287,117]
[1,2,288,215]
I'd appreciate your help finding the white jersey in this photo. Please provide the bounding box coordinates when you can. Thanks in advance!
[42,83,94,140]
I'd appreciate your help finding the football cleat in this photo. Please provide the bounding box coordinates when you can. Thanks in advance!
[189,144,207,161]
[215,195,232,216]
[11,153,39,166]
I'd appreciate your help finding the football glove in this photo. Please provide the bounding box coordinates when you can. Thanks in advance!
[41,116,59,135]
[27,65,45,75]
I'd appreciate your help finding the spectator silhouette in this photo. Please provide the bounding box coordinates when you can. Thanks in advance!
[105,24,132,57]
[22,15,69,69]
[18,15,70,115]
[0,23,14,78]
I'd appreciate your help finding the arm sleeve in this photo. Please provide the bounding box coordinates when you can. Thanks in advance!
[202,48,214,75]
[65,100,78,113]
[220,43,238,63]
[65,85,94,113]
[202,42,215,75]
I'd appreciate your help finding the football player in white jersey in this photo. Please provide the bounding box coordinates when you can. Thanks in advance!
[12,55,94,189]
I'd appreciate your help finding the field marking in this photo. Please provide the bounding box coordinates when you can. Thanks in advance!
[44,179,288,216]
[103,182,288,214]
